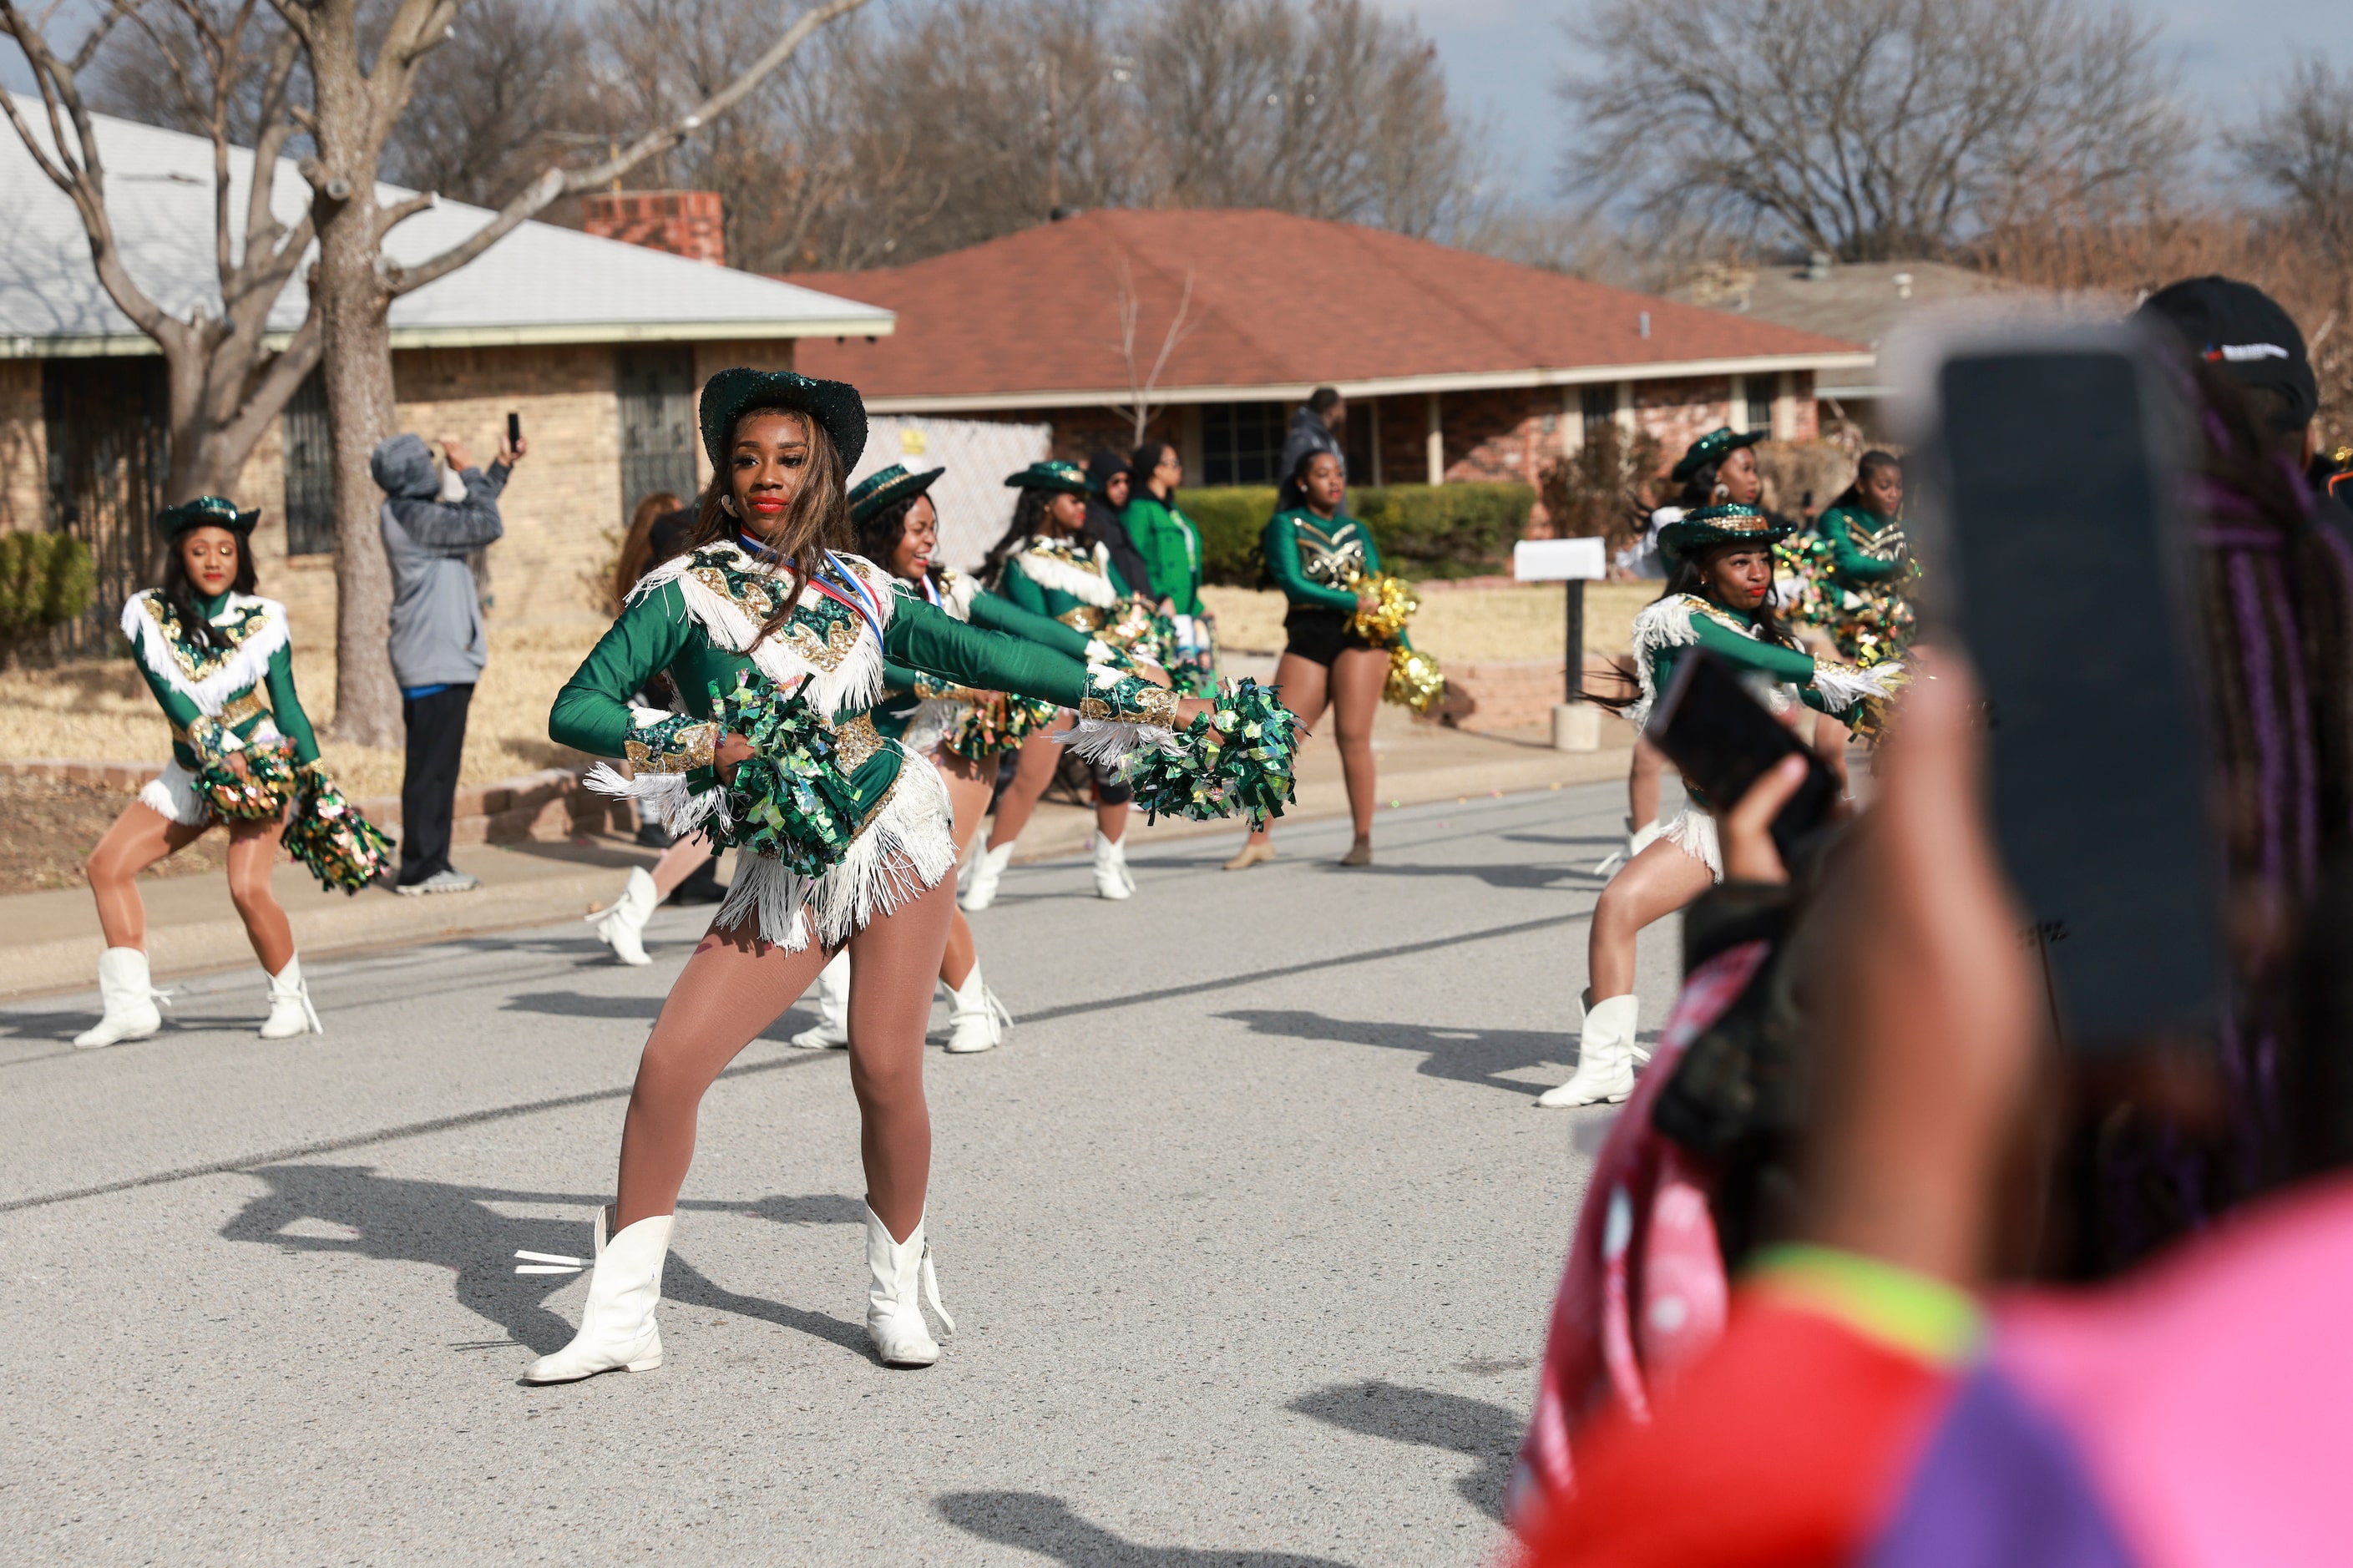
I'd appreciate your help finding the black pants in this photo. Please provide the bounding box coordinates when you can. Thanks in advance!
[398,683,474,884]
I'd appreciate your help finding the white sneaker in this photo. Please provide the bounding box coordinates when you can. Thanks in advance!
[790,950,851,1049]
[959,835,1015,912]
[73,947,167,1049]
[396,867,481,896]
[864,1203,952,1368]
[943,963,1010,1054]
[588,867,659,966]
[1092,832,1134,900]
[1537,994,1640,1108]
[258,955,323,1039]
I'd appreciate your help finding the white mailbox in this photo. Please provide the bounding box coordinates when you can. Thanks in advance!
[1513,536,1607,582]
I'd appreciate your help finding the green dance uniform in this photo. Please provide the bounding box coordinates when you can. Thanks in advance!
[1123,493,1204,616]
[553,540,1175,948]
[120,588,321,824]
[1785,504,1915,665]
[873,566,1101,754]
[1261,507,1394,667]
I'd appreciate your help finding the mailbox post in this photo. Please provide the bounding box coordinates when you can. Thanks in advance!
[1513,537,1608,751]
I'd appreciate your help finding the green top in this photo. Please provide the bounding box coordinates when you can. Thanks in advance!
[549,553,1105,812]
[871,572,1096,740]
[122,589,320,771]
[1124,493,1204,615]
[1262,508,1380,614]
[1816,505,1906,587]
[1642,594,1831,720]
[995,537,1135,626]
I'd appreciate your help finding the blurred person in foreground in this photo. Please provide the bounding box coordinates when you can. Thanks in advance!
[1514,659,2353,1566]
[372,427,524,894]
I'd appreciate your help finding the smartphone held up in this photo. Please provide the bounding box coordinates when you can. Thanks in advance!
[1895,321,2225,1056]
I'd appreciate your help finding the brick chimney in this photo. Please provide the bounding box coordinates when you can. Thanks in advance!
[581,190,725,266]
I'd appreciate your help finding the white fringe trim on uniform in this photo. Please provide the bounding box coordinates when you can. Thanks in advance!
[1009,540,1121,608]
[902,696,964,758]
[1624,595,1703,736]
[1063,717,1181,765]
[139,764,209,826]
[120,591,291,712]
[936,568,982,620]
[1809,660,1900,712]
[1662,808,1724,883]
[626,544,890,717]
[136,716,286,827]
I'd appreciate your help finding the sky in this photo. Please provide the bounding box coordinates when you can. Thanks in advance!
[1383,0,2347,208]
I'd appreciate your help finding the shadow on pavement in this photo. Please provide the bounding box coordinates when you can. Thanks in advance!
[220,1164,869,1361]
[499,990,820,1043]
[1289,1380,1523,1520]
[1328,860,1584,891]
[1215,1007,1566,1093]
[934,1492,1352,1565]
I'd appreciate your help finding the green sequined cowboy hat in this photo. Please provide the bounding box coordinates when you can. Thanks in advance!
[698,367,869,474]
[1669,426,1766,485]
[1003,458,1090,496]
[155,495,259,539]
[1657,503,1791,566]
[848,463,946,525]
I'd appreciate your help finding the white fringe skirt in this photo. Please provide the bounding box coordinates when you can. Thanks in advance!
[1662,807,1723,883]
[138,718,286,827]
[591,741,959,952]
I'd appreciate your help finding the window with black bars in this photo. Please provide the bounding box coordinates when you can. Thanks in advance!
[1579,383,1617,444]
[281,369,336,556]
[1746,378,1776,438]
[1199,402,1287,486]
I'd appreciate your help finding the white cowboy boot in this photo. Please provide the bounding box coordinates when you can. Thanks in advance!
[524,1210,673,1383]
[73,947,166,1049]
[1538,994,1641,1108]
[1593,818,1662,879]
[864,1202,953,1368]
[1091,832,1134,901]
[258,955,322,1039]
[790,950,852,1049]
[588,867,659,967]
[943,962,1011,1055]
[959,832,1015,912]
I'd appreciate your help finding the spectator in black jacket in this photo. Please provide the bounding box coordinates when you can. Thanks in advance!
[1081,448,1151,589]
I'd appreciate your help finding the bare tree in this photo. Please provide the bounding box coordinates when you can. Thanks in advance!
[0,0,321,503]
[2233,58,2353,271]
[382,0,607,209]
[272,0,871,745]
[1556,0,2194,261]
[1108,259,1197,446]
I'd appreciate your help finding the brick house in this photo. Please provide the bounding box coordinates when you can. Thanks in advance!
[787,210,1871,529]
[0,99,891,654]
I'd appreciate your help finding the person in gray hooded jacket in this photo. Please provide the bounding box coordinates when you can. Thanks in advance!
[372,428,524,893]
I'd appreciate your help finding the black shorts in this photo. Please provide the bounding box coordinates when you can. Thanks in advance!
[1283,606,1374,668]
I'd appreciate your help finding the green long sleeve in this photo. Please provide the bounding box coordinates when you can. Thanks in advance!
[966,587,1093,658]
[263,645,321,764]
[549,584,698,759]
[130,641,204,732]
[883,598,1092,709]
[1261,512,1362,613]
[1819,506,1904,584]
[1688,609,1819,682]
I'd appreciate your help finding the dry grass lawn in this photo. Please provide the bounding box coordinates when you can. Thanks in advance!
[11,582,1654,789]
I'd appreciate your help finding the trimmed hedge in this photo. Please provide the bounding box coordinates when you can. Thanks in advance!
[1184,482,1536,585]
[0,530,95,661]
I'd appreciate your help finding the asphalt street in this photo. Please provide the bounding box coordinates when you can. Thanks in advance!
[0,777,1690,1565]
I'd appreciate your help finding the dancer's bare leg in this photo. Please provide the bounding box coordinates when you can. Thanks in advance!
[612,870,958,1240]
[223,813,296,974]
[1586,837,1715,999]
[1095,798,1127,846]
[1629,740,1662,831]
[85,802,208,951]
[932,751,994,989]
[1328,645,1386,847]
[1239,653,1333,852]
[988,729,1065,847]
[647,832,719,900]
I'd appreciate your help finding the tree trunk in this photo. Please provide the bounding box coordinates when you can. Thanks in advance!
[316,185,405,749]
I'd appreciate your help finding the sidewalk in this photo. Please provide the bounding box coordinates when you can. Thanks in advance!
[0,706,1637,998]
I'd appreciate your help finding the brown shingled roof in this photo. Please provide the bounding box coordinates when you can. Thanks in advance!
[787,209,1867,406]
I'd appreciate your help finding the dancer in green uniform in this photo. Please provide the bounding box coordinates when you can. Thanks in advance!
[76,497,380,1047]
[527,372,1234,1379]
[1541,503,1895,1110]
[1802,450,1915,665]
[1124,440,1217,693]
[791,462,1120,1055]
[1226,448,1386,870]
[964,460,1157,909]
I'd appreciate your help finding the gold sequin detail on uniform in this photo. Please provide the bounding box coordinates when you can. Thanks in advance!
[828,711,887,770]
